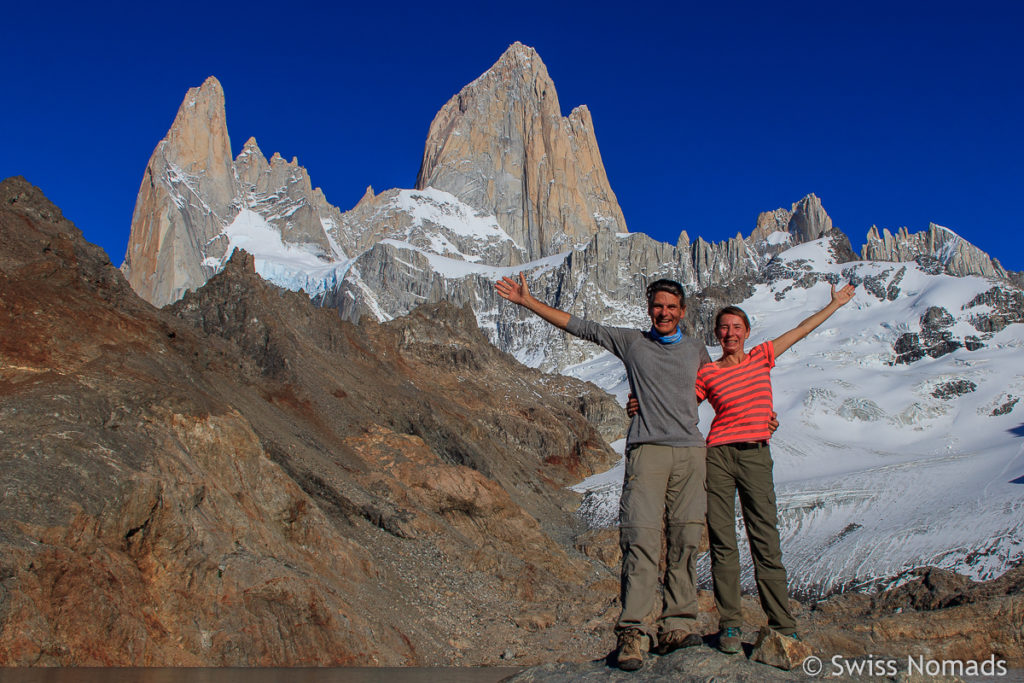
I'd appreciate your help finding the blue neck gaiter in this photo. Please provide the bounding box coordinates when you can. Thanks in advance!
[649,325,683,345]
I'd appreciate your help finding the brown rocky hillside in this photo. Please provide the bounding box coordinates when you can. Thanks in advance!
[0,176,626,666]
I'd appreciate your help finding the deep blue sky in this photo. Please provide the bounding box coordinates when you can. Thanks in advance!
[3,1,1021,270]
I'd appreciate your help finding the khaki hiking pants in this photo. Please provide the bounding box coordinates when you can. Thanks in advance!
[706,442,796,635]
[617,444,706,638]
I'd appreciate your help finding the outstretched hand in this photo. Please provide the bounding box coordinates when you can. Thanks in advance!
[775,281,857,357]
[831,283,856,307]
[494,272,571,329]
[496,272,531,307]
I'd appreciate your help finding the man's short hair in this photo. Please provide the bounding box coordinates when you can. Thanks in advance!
[646,279,686,308]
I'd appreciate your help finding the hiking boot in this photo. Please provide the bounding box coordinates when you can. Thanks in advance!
[616,628,648,671]
[652,629,702,655]
[718,626,741,654]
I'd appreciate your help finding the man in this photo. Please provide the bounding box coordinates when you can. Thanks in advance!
[496,273,709,671]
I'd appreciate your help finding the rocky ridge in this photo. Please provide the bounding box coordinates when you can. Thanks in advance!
[862,222,1008,279]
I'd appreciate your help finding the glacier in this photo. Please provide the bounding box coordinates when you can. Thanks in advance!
[212,208,355,297]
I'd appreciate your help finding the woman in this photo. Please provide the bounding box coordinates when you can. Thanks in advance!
[629,283,855,652]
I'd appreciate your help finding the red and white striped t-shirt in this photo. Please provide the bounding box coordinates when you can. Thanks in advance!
[696,341,775,447]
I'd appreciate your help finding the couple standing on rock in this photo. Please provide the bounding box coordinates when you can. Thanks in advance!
[496,273,855,671]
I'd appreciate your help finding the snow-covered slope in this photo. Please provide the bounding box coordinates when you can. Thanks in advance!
[570,238,1024,597]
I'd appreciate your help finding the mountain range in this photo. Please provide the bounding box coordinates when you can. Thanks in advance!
[2,41,1022,668]
[118,41,1024,595]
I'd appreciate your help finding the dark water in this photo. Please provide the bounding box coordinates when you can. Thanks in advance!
[967,674,1024,683]
[0,669,522,683]
[1,666,1021,682]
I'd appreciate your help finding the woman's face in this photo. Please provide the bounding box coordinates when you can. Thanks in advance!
[715,313,750,353]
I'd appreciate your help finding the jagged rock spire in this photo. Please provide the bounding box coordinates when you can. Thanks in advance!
[748,194,834,247]
[122,79,352,307]
[788,193,833,243]
[415,42,627,260]
[122,76,236,307]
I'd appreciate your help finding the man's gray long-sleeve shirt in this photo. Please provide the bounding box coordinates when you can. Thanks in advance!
[566,315,711,449]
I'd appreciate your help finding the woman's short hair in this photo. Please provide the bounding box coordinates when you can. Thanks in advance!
[715,306,751,331]
[645,279,686,308]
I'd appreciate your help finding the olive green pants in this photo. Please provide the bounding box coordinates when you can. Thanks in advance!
[617,444,706,638]
[706,442,796,635]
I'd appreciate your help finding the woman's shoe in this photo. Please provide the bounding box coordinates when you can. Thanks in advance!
[718,626,742,654]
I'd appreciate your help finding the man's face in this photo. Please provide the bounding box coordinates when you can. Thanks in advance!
[648,291,684,335]
[715,313,750,354]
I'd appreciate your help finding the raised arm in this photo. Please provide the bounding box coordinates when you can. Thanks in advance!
[772,283,856,357]
[495,272,571,330]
